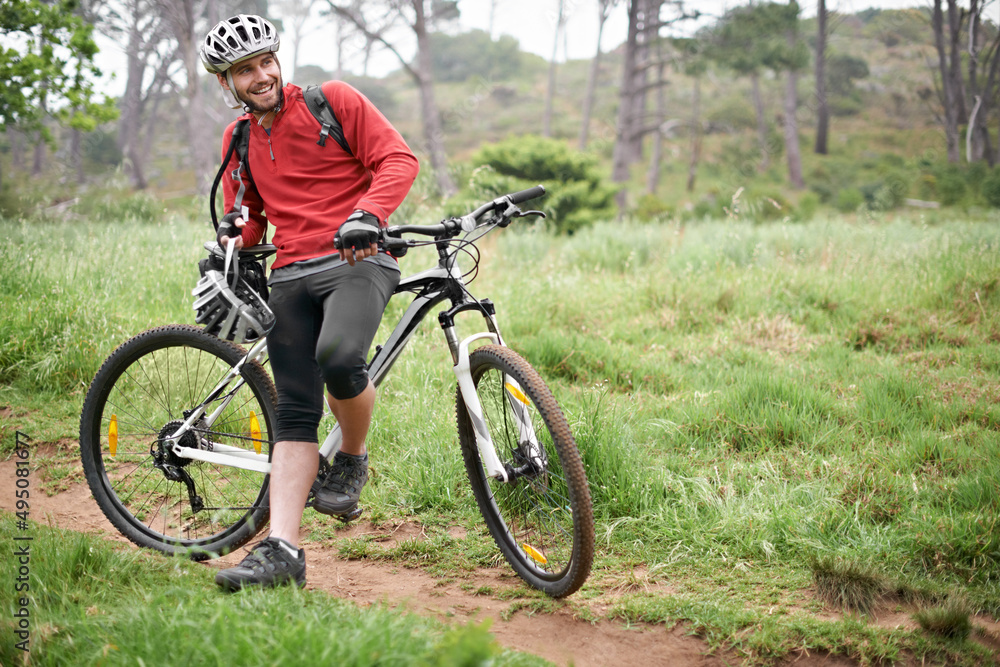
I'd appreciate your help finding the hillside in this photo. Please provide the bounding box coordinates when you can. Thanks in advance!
[3,7,994,221]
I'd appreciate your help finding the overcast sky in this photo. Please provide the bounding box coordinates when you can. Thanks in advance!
[93,0,938,95]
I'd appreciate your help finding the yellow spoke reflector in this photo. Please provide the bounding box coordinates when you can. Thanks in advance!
[108,414,118,456]
[505,382,530,406]
[522,543,547,565]
[249,412,262,454]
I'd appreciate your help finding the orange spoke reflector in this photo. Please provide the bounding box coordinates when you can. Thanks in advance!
[505,382,530,406]
[108,414,118,456]
[522,543,547,565]
[250,411,261,454]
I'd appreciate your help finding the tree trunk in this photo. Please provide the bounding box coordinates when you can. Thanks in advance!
[814,0,829,155]
[32,132,45,177]
[687,75,701,193]
[169,0,213,195]
[611,0,642,210]
[543,0,565,137]
[751,72,769,171]
[118,8,148,189]
[784,69,803,189]
[933,0,962,162]
[71,126,84,184]
[413,0,456,196]
[646,44,665,195]
[947,0,967,124]
[578,5,609,150]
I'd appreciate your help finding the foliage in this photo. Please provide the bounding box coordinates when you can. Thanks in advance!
[861,8,934,47]
[708,1,809,75]
[0,0,117,137]
[454,135,616,234]
[428,29,524,83]
[982,167,1000,208]
[827,54,870,97]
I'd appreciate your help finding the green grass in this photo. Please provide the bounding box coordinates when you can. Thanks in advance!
[3,207,1000,664]
[0,517,539,667]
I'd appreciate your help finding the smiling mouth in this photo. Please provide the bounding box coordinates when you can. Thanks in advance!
[250,83,274,96]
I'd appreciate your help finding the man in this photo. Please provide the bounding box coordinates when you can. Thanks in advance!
[199,14,419,591]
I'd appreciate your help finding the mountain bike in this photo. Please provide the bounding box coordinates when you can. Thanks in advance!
[79,186,595,597]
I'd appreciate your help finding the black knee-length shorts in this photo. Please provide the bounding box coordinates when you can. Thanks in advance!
[265,260,399,444]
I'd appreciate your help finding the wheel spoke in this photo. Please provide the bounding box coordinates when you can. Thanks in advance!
[458,345,593,597]
[80,326,274,557]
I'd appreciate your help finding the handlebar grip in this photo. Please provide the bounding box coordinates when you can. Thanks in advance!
[507,185,546,205]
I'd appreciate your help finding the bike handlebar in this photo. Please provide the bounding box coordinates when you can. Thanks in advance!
[508,185,546,206]
[386,184,546,242]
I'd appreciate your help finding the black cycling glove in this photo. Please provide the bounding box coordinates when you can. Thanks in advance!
[217,210,242,246]
[334,210,380,251]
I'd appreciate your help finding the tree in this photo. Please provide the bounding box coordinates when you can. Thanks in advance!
[932,0,963,162]
[542,0,568,137]
[672,37,708,192]
[0,0,117,190]
[814,0,828,154]
[326,0,458,196]
[579,0,619,150]
[709,2,806,187]
[610,0,696,210]
[98,0,176,189]
[775,2,806,189]
[931,0,1000,165]
[157,0,215,195]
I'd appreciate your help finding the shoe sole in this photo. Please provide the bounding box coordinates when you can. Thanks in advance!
[216,572,306,592]
[312,501,363,522]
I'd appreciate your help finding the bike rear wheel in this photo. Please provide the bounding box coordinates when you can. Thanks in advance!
[457,344,594,597]
[79,325,275,559]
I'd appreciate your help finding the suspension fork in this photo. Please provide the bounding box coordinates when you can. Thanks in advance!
[440,300,541,482]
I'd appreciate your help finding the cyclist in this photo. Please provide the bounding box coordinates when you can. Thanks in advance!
[199,14,419,591]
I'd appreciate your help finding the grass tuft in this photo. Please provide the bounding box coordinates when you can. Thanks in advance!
[913,604,973,641]
[809,555,888,615]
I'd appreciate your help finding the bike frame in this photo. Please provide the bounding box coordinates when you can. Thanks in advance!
[163,244,537,483]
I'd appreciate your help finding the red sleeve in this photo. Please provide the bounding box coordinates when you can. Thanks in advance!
[321,81,419,223]
[220,119,268,246]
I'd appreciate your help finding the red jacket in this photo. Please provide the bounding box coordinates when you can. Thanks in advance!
[221,82,419,269]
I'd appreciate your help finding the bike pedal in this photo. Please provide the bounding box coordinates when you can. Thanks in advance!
[335,506,363,524]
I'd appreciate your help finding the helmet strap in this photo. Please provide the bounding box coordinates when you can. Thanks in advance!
[222,71,244,110]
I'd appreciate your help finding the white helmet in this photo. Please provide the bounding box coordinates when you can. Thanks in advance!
[200,14,280,74]
[192,259,275,344]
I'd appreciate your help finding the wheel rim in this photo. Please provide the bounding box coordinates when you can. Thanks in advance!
[90,340,271,549]
[475,365,578,581]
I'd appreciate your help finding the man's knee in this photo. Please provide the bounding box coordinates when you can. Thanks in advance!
[317,346,367,400]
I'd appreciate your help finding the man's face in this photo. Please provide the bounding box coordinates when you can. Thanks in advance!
[220,52,282,114]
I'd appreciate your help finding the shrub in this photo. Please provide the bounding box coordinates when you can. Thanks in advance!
[635,193,672,221]
[795,191,820,221]
[982,167,1000,208]
[835,187,865,213]
[455,135,617,234]
[932,164,968,206]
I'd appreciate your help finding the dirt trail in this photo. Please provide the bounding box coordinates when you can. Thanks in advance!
[6,452,999,666]
[0,454,727,667]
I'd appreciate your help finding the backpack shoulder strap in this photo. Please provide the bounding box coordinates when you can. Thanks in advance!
[233,118,253,182]
[303,84,353,156]
[209,118,254,231]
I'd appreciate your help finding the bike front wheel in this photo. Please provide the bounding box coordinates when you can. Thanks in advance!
[79,325,275,559]
[457,344,594,597]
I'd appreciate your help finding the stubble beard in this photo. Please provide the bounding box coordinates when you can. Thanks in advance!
[241,80,284,115]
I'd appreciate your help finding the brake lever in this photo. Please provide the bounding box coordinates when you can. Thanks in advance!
[497,208,546,228]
